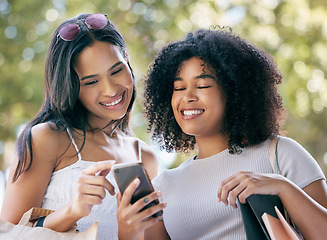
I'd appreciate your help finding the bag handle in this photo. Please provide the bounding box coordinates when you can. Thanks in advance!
[18,207,54,226]
[269,137,280,174]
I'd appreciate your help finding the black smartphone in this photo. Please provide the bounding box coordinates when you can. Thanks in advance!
[111,162,162,217]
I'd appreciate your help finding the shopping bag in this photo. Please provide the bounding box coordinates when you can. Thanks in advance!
[0,207,97,240]
[262,206,302,240]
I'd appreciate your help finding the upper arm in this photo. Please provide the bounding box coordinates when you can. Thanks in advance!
[0,123,62,223]
[144,220,170,240]
[139,140,158,180]
[302,179,327,208]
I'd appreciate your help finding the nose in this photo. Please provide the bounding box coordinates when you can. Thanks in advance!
[183,88,197,103]
[100,77,118,97]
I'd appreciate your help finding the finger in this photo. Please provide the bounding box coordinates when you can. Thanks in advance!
[237,188,254,204]
[225,172,255,208]
[78,175,116,195]
[98,168,110,177]
[120,178,140,206]
[138,201,167,220]
[227,181,249,208]
[217,174,238,201]
[134,191,162,212]
[116,192,122,207]
[75,193,104,206]
[77,183,107,199]
[82,160,116,176]
[219,178,241,206]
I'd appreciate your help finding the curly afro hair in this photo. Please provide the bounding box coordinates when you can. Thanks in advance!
[144,28,284,154]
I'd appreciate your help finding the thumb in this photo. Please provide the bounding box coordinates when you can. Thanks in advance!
[99,168,111,177]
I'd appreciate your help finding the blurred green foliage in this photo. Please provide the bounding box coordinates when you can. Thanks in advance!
[0,0,326,174]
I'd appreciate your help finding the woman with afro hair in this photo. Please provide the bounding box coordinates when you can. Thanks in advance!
[135,28,327,239]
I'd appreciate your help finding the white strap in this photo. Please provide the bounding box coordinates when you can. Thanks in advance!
[66,128,82,161]
[137,139,142,162]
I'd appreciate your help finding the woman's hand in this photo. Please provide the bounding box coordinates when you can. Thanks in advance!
[69,160,116,219]
[217,171,288,208]
[117,178,167,240]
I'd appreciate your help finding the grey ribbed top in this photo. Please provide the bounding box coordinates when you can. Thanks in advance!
[152,136,325,240]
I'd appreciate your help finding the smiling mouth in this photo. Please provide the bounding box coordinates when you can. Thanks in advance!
[99,94,123,107]
[182,109,204,116]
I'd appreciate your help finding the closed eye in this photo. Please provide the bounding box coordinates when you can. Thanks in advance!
[198,86,211,89]
[174,87,186,91]
[85,79,98,85]
[111,68,123,75]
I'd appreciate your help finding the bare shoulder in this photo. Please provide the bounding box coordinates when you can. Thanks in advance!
[31,122,64,141]
[30,122,70,165]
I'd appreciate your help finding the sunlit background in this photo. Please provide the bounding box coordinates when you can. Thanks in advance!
[1,0,327,183]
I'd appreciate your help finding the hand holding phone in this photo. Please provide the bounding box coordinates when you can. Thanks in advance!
[112,162,163,217]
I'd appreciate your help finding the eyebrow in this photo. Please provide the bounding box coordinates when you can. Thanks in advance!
[195,73,215,80]
[80,61,123,81]
[174,73,215,82]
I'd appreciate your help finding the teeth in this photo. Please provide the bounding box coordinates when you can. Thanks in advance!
[183,110,203,116]
[101,96,122,107]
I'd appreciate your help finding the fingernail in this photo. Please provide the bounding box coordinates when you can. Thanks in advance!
[134,178,140,184]
[156,191,162,197]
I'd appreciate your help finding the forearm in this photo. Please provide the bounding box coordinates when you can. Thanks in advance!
[278,180,327,239]
[42,203,81,232]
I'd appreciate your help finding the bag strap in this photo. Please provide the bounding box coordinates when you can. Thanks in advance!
[269,136,302,236]
[269,137,280,174]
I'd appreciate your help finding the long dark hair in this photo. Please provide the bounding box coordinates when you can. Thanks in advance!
[13,13,136,181]
[144,28,284,153]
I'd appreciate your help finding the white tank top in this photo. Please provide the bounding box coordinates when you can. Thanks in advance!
[41,129,142,240]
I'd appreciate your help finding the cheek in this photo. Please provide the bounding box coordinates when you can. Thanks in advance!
[78,88,94,104]
[120,74,134,94]
[171,95,179,114]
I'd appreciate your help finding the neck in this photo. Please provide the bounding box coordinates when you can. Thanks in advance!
[87,118,116,133]
[195,134,229,159]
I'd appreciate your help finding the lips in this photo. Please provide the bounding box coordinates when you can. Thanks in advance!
[99,92,124,107]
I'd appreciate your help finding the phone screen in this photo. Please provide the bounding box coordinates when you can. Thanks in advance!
[112,162,162,217]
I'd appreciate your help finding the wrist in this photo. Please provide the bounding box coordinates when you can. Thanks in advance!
[277,177,296,198]
[65,202,84,222]
[118,230,142,240]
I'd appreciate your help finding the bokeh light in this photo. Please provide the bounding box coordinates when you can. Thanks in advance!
[4,26,17,39]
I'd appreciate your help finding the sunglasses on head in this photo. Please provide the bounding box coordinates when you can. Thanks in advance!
[58,13,110,41]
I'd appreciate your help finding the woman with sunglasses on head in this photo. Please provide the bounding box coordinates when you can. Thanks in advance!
[136,28,327,239]
[0,13,165,240]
